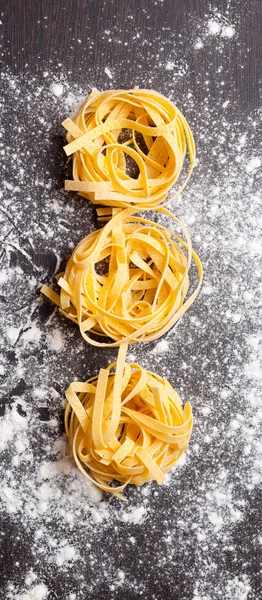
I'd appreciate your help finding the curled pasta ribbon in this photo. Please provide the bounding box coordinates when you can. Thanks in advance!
[65,343,193,500]
[63,87,195,209]
[41,207,202,347]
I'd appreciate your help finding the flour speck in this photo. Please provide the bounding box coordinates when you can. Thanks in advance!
[50,82,64,97]
[104,67,113,79]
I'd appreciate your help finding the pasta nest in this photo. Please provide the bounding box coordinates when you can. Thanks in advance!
[65,344,193,500]
[62,87,195,209]
[41,208,202,347]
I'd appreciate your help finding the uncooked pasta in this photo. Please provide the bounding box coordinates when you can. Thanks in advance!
[63,87,195,209]
[65,343,193,500]
[39,86,203,502]
[41,207,202,347]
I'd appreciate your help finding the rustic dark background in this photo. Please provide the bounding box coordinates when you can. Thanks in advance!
[1,0,262,599]
[1,0,261,108]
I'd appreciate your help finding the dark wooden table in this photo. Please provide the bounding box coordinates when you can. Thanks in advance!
[1,1,261,599]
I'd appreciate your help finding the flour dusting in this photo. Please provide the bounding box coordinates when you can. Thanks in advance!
[0,3,261,598]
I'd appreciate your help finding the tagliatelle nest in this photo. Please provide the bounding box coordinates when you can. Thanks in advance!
[41,208,202,347]
[65,344,193,500]
[63,87,195,209]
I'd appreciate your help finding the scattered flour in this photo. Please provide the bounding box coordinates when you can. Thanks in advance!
[50,83,64,97]
[193,574,252,600]
[194,40,204,50]
[56,543,77,567]
[245,156,261,174]
[208,20,222,35]
[0,5,261,598]
[7,584,48,600]
[152,339,169,353]
[6,326,21,344]
[121,506,148,524]
[208,20,235,38]
[165,60,175,71]
[22,324,42,344]
[196,8,238,47]
[104,67,113,79]
[47,328,64,352]
[0,403,28,452]
[221,24,236,38]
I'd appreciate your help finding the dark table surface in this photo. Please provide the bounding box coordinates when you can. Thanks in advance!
[1,1,262,599]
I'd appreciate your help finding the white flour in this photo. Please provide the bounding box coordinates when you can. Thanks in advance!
[104,67,113,79]
[0,4,261,599]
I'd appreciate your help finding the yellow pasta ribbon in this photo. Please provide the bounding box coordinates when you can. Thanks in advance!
[41,207,202,347]
[62,87,195,209]
[65,344,193,500]
[39,86,203,503]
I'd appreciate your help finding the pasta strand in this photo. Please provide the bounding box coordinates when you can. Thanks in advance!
[65,345,192,499]
[41,208,202,347]
[63,88,195,210]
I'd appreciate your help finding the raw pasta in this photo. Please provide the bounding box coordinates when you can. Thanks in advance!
[65,343,193,500]
[63,87,195,209]
[38,86,202,502]
[41,207,202,347]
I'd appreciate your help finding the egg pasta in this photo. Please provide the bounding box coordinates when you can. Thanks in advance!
[41,207,202,347]
[65,343,193,500]
[63,87,195,209]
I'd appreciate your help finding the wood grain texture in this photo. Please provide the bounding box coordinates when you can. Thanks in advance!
[1,0,261,108]
[0,1,262,599]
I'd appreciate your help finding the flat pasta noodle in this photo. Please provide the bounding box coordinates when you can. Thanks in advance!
[62,87,195,209]
[38,86,202,503]
[65,343,193,500]
[41,207,203,347]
